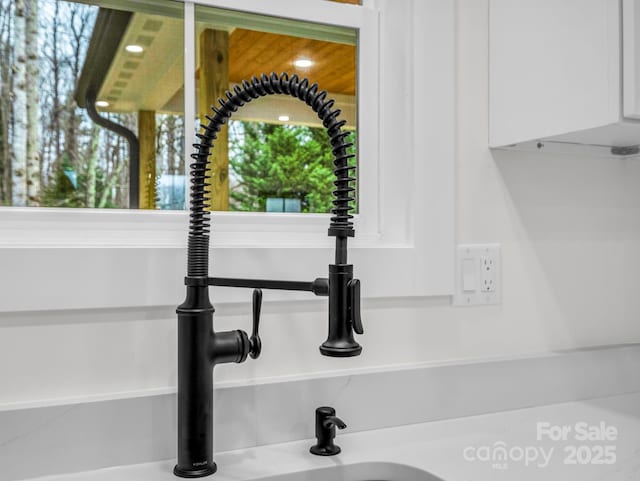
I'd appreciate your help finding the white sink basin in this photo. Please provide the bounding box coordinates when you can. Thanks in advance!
[253,462,443,481]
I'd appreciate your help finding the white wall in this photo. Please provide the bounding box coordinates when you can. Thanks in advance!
[1,0,640,407]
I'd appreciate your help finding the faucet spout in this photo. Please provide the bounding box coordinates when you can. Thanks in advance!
[323,415,347,430]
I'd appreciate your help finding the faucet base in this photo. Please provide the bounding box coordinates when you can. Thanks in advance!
[319,343,362,357]
[173,463,217,478]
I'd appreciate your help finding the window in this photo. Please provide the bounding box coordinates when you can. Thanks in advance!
[0,0,358,213]
[194,4,357,213]
[0,0,185,209]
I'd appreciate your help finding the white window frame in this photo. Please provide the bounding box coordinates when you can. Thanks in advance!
[0,0,455,311]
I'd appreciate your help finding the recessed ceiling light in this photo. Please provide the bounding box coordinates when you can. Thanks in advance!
[95,100,109,108]
[293,58,313,68]
[125,44,144,53]
[278,115,290,122]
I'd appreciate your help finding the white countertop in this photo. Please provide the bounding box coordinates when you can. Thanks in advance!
[26,391,640,481]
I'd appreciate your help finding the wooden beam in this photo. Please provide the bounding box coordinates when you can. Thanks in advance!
[138,110,156,209]
[198,28,229,211]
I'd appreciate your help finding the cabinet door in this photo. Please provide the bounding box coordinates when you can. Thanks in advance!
[624,0,640,119]
[489,0,620,147]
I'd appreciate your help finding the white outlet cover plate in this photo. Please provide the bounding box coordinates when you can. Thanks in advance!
[453,244,501,306]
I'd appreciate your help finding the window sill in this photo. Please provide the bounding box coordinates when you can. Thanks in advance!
[0,207,387,249]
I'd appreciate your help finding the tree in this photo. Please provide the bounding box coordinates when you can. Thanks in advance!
[11,0,27,206]
[25,0,39,205]
[7,0,39,206]
[61,1,92,173]
[85,124,98,207]
[228,121,341,213]
[0,0,12,205]
[41,152,81,207]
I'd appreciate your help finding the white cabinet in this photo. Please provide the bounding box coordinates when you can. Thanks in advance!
[490,0,640,157]
[624,0,640,119]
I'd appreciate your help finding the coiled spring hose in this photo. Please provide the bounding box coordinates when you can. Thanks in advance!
[187,72,356,277]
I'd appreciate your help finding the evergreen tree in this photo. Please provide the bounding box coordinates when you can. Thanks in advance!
[229,121,351,213]
[41,153,81,207]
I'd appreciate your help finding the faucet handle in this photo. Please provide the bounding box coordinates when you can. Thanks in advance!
[347,279,364,335]
[249,289,262,359]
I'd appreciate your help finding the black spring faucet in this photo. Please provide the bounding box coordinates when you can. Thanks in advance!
[174,73,364,478]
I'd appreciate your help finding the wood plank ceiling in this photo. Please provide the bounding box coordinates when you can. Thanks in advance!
[229,29,356,96]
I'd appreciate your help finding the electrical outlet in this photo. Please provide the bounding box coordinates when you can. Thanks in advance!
[481,256,496,292]
[453,244,501,306]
